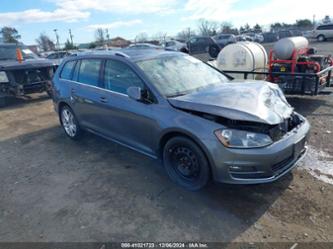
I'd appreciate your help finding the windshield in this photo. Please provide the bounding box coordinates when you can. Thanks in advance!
[0,45,39,60]
[136,55,229,97]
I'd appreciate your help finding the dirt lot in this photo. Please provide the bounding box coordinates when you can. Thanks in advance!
[0,88,332,242]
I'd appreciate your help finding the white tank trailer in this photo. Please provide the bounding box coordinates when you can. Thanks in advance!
[273,37,309,60]
[215,41,268,80]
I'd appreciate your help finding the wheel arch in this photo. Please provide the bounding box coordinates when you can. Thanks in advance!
[57,101,74,123]
[158,129,216,177]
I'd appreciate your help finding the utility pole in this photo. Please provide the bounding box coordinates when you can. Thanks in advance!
[105,29,110,46]
[69,29,74,45]
[53,29,60,50]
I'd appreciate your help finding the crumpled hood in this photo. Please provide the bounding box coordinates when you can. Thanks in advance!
[168,81,294,125]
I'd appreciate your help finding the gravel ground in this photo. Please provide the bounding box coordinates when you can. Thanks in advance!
[0,89,332,242]
[0,41,332,242]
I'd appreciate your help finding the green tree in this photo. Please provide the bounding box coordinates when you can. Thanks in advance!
[253,24,262,33]
[88,42,97,49]
[296,19,312,28]
[0,26,21,43]
[64,39,77,50]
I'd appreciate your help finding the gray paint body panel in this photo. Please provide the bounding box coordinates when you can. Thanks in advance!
[52,50,310,184]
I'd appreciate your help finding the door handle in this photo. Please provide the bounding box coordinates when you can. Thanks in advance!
[71,88,76,94]
[99,96,108,103]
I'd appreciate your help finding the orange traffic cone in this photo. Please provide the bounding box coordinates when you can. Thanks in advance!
[16,48,23,63]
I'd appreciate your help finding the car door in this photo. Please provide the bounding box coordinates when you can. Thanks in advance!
[188,37,199,54]
[326,25,333,38]
[97,59,156,155]
[69,58,108,133]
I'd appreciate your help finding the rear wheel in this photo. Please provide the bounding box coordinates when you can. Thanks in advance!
[60,105,82,139]
[163,136,210,191]
[317,35,326,42]
[208,44,220,58]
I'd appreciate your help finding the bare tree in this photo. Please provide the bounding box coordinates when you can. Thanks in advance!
[95,28,105,46]
[36,33,55,51]
[197,19,218,36]
[220,22,238,35]
[135,32,148,43]
[153,32,168,45]
[177,27,196,42]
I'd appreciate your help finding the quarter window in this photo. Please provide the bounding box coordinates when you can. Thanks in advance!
[78,59,102,86]
[60,60,76,80]
[103,60,144,94]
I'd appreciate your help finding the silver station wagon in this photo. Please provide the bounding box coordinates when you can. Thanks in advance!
[51,49,309,190]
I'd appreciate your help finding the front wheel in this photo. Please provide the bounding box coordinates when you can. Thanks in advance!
[317,35,325,42]
[163,137,210,191]
[60,105,82,140]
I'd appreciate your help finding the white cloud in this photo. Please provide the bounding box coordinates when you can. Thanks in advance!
[87,19,143,30]
[54,0,178,14]
[0,0,177,25]
[0,8,89,24]
[184,0,238,20]
[183,0,333,27]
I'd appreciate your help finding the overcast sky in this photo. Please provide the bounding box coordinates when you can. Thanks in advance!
[0,0,332,45]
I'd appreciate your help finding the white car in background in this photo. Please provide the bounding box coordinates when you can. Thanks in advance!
[164,40,188,52]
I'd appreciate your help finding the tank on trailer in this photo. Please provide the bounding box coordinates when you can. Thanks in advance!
[273,37,309,60]
[215,41,268,80]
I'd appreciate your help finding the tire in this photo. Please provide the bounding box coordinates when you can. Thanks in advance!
[317,35,325,42]
[180,47,189,54]
[208,44,220,58]
[59,105,82,140]
[163,136,210,191]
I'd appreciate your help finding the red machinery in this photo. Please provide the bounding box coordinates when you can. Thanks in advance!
[268,44,333,95]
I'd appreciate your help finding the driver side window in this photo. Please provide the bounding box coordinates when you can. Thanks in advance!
[103,60,145,95]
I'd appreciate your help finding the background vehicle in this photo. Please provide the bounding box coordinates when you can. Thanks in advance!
[212,34,236,47]
[127,43,163,50]
[243,33,264,43]
[0,43,56,107]
[187,36,221,58]
[46,51,72,66]
[52,50,309,191]
[312,24,333,42]
[263,32,279,42]
[164,40,188,53]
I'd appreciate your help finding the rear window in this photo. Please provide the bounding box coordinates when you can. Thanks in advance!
[78,59,102,86]
[60,60,76,80]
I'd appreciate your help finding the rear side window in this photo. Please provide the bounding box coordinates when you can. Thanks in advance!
[103,60,144,94]
[60,60,76,80]
[78,59,102,86]
[317,25,333,30]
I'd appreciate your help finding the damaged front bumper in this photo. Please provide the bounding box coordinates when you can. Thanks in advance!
[209,114,310,184]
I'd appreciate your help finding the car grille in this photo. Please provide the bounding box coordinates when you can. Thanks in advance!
[271,155,294,172]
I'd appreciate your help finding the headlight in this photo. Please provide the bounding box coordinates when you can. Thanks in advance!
[0,71,9,83]
[215,129,273,148]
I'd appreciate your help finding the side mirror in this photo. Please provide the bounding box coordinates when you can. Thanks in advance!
[127,86,143,101]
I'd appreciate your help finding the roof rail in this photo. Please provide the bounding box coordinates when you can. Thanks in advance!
[113,51,130,58]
